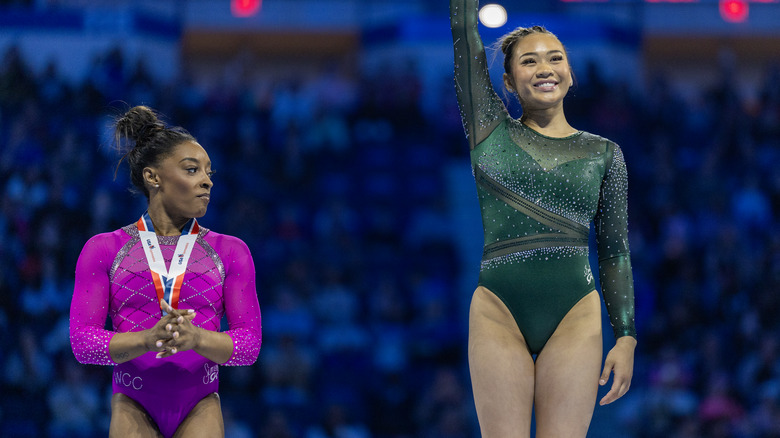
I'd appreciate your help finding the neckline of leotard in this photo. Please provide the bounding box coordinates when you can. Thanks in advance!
[519,121,583,140]
[122,223,209,246]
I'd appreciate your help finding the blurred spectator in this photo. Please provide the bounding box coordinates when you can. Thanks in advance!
[46,357,103,438]
[415,368,472,437]
[306,404,371,438]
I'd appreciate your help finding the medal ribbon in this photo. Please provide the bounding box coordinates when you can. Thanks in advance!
[136,212,200,315]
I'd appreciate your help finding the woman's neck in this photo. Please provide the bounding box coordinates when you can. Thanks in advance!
[521,108,577,138]
[146,203,188,236]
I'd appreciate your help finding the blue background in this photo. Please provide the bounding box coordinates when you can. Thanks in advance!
[1,0,779,436]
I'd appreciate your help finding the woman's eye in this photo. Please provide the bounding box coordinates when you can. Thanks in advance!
[521,59,535,65]
[551,56,563,62]
[207,170,216,177]
[187,168,198,173]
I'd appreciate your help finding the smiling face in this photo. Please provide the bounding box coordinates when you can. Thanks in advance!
[503,32,573,112]
[144,140,214,221]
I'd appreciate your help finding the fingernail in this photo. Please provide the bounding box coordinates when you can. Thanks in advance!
[156,341,163,348]
[188,309,195,314]
[166,324,172,331]
[173,332,179,339]
[177,316,184,324]
[171,348,177,354]
[156,352,163,359]
[167,307,173,312]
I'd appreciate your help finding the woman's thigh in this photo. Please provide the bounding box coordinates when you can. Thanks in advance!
[109,393,163,438]
[173,393,224,438]
[534,290,603,438]
[468,286,535,438]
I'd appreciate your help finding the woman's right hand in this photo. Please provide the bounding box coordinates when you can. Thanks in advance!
[109,301,196,363]
[148,300,197,358]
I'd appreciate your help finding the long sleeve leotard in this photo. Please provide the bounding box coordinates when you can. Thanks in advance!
[70,223,261,437]
[70,224,262,366]
[451,0,635,347]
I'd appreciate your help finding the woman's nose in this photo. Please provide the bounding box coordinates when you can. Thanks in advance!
[536,62,554,75]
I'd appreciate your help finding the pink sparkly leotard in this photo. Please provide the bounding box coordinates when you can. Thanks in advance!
[70,222,262,438]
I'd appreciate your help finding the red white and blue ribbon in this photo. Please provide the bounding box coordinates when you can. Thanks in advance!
[136,212,200,315]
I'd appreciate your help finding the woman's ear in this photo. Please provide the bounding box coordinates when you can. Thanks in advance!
[503,73,516,93]
[143,167,160,189]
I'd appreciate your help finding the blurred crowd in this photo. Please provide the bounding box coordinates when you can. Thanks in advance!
[0,33,779,438]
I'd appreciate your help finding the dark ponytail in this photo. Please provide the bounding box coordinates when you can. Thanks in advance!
[114,105,196,198]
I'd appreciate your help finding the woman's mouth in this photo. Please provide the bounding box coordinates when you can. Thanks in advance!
[534,81,559,91]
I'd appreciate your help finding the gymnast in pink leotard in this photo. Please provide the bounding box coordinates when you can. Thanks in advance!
[70,105,262,438]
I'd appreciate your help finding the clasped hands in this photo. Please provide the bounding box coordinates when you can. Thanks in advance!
[150,299,199,359]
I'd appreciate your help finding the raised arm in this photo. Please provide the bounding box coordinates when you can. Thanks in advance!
[594,144,636,340]
[450,0,510,150]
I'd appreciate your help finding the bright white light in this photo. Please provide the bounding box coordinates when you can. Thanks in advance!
[479,4,508,28]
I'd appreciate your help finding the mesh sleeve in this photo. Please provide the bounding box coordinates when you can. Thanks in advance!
[219,236,262,366]
[70,234,117,365]
[594,144,637,339]
[450,0,509,149]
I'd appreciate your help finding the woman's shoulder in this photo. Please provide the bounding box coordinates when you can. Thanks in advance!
[577,130,619,148]
[84,228,133,248]
[202,230,251,254]
[576,130,625,163]
[77,228,133,263]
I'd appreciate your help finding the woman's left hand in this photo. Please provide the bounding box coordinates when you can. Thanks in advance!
[156,299,199,359]
[598,336,637,405]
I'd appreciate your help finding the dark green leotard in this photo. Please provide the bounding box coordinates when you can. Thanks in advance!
[451,0,636,354]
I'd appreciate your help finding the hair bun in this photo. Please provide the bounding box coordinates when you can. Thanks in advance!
[113,104,196,199]
[116,105,165,146]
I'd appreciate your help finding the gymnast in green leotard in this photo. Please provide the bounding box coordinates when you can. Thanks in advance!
[451,1,637,436]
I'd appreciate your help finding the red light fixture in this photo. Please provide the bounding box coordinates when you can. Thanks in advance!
[231,0,262,17]
[720,0,749,22]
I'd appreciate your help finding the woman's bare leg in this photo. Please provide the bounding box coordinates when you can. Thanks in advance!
[109,393,163,438]
[468,286,535,438]
[173,393,224,438]
[534,290,603,438]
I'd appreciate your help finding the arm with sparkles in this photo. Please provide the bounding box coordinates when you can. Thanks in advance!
[595,143,636,340]
[450,0,510,150]
[70,234,118,365]
[218,235,262,366]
